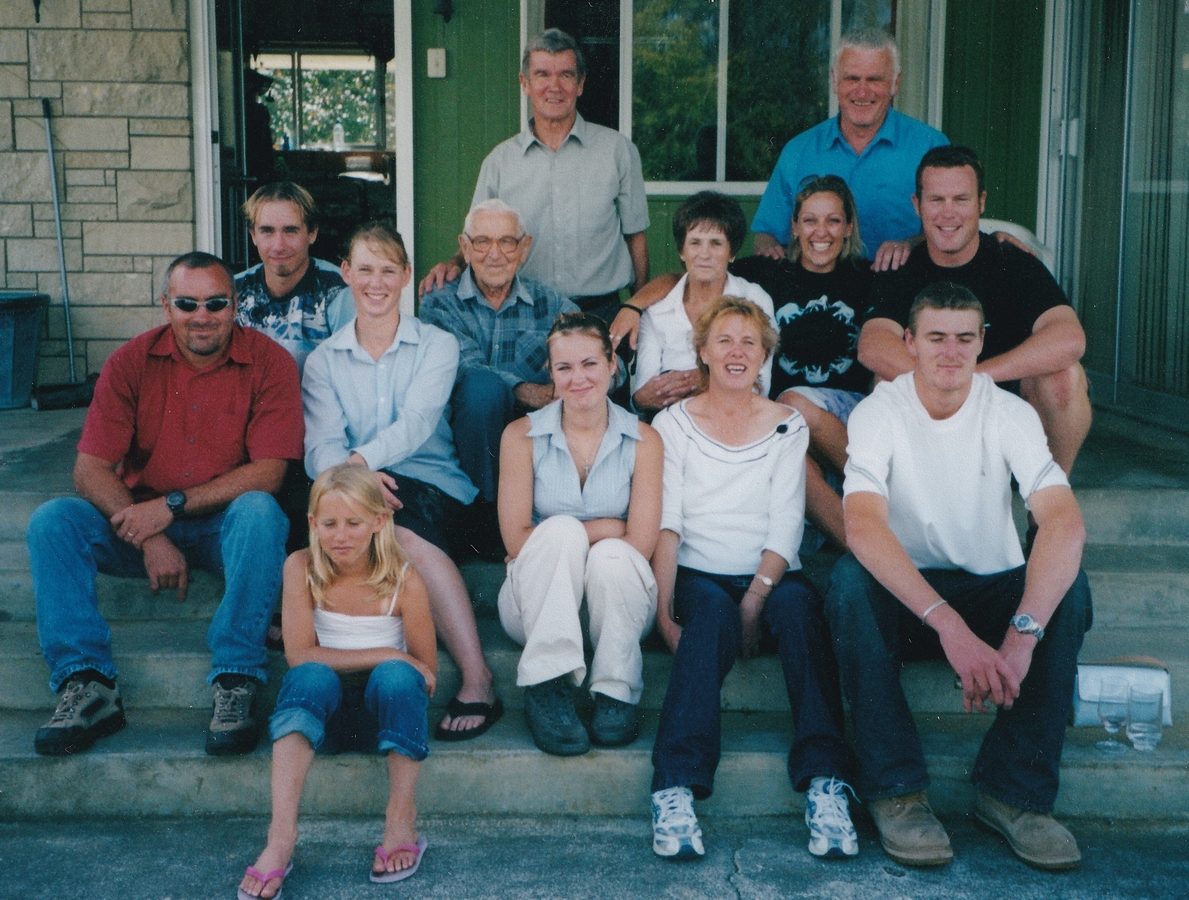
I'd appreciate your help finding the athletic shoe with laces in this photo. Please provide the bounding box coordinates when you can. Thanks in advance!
[805,776,859,858]
[34,676,126,756]
[651,786,705,860]
[204,675,260,756]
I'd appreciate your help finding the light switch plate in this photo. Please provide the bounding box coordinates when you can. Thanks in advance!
[428,48,446,79]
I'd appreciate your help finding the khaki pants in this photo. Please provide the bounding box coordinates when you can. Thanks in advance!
[498,515,657,704]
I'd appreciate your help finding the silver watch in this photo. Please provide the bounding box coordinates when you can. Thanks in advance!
[1010,614,1045,641]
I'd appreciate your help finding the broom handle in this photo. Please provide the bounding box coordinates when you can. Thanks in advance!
[43,99,76,384]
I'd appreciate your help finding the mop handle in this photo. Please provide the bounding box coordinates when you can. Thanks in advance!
[43,99,76,384]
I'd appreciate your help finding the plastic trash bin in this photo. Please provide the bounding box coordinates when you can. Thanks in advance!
[0,291,49,409]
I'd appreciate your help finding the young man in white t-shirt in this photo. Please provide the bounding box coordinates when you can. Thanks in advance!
[826,281,1091,871]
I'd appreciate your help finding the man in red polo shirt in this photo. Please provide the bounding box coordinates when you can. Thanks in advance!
[28,251,303,757]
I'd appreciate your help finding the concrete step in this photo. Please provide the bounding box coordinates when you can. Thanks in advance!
[4,617,1185,719]
[3,542,1188,626]
[0,707,1185,822]
[1075,488,1189,546]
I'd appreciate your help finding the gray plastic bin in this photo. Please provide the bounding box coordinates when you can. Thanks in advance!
[0,292,49,409]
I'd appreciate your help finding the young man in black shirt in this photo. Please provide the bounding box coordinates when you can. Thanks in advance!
[858,146,1090,476]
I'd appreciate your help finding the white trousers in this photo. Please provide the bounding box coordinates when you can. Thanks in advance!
[498,515,658,704]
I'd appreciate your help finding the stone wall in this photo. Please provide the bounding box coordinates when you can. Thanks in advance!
[0,0,194,383]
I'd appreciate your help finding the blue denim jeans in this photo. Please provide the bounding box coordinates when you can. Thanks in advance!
[29,492,288,692]
[651,567,856,799]
[269,660,430,760]
[825,554,1092,812]
[451,367,516,503]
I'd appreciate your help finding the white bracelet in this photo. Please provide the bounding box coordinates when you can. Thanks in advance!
[921,599,948,624]
[754,574,774,588]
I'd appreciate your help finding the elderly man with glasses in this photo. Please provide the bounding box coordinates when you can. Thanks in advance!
[421,199,608,553]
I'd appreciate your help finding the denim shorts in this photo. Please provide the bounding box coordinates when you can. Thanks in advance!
[268,659,430,761]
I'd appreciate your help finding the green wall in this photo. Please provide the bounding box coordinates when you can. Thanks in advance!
[411,0,521,282]
[942,0,1045,230]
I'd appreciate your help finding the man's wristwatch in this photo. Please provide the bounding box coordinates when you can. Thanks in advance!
[1010,614,1045,641]
[165,490,187,518]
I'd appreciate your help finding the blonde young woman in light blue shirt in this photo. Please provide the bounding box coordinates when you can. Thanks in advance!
[497,313,663,756]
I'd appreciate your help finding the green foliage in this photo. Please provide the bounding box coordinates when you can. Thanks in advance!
[260,64,381,148]
[631,0,833,183]
[632,0,718,181]
[725,2,830,180]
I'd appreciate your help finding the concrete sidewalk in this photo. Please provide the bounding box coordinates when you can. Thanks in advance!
[2,813,1187,900]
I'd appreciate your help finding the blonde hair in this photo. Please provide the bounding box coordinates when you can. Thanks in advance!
[692,296,779,391]
[306,463,408,609]
[344,221,409,268]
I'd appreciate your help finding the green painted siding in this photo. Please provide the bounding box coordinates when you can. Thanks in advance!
[411,0,520,281]
[942,0,1044,230]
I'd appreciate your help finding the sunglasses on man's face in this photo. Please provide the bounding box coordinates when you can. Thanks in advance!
[171,297,232,313]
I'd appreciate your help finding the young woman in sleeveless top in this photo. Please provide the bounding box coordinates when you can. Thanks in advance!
[238,463,437,898]
[498,313,663,756]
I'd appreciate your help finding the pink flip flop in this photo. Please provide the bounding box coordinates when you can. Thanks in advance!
[236,862,293,900]
[370,834,428,883]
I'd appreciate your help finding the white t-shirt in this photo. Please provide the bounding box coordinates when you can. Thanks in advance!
[634,272,777,398]
[844,372,1068,574]
[654,399,808,575]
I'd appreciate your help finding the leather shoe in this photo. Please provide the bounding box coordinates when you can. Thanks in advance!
[975,792,1081,870]
[524,676,589,756]
[867,790,953,866]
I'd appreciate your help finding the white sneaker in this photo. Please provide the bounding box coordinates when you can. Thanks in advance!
[651,787,705,860]
[805,776,859,858]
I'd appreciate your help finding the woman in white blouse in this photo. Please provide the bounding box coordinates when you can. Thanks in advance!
[498,313,663,756]
[646,297,857,863]
[632,191,776,414]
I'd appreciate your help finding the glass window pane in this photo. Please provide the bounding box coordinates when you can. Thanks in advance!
[252,55,295,150]
[726,1,831,181]
[632,0,720,181]
[842,0,893,32]
[298,54,379,148]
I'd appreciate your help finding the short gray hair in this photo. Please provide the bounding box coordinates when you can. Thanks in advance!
[521,28,586,80]
[464,199,528,238]
[160,251,236,298]
[833,28,900,82]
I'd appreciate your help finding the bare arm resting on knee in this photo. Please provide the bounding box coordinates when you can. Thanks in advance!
[844,490,1020,713]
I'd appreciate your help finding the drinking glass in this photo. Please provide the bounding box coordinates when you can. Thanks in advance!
[1126,686,1164,752]
[1096,677,1129,754]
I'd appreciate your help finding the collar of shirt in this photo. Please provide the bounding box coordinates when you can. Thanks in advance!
[147,322,255,367]
[456,268,535,312]
[824,108,900,157]
[322,313,423,361]
[527,397,642,452]
[517,112,588,154]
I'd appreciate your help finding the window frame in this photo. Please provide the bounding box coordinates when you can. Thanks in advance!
[617,0,848,195]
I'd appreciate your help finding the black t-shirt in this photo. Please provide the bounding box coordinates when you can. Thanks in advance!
[865,233,1070,361]
[731,255,873,398]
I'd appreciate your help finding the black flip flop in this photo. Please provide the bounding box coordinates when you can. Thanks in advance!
[433,697,504,741]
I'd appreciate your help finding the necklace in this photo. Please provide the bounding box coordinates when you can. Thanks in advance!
[561,405,609,482]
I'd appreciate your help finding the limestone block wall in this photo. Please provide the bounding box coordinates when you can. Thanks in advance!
[0,0,195,383]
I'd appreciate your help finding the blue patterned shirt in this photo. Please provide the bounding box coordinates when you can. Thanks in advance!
[235,258,354,375]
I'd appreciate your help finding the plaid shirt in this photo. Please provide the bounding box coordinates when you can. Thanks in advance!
[419,269,579,389]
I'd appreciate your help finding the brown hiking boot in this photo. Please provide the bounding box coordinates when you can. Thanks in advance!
[867,790,953,866]
[975,792,1081,870]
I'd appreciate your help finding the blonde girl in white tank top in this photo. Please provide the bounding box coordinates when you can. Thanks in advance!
[239,463,437,899]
